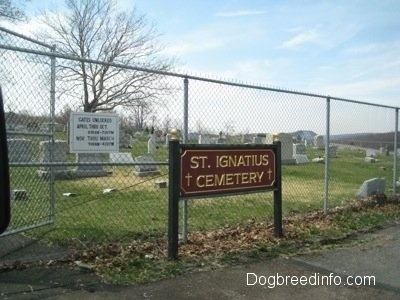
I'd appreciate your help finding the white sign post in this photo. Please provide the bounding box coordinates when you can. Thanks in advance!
[69,112,119,153]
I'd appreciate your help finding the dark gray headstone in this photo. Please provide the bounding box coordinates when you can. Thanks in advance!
[73,153,110,177]
[134,155,160,177]
[7,139,32,162]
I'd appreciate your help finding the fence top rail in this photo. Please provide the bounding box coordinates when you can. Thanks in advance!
[328,96,399,110]
[0,26,54,49]
[0,27,398,111]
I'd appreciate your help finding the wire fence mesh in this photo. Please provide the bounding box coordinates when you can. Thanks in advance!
[0,27,399,265]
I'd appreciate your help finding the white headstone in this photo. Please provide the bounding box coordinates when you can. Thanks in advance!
[165,133,171,145]
[265,133,296,165]
[148,134,156,154]
[314,135,324,149]
[198,134,212,144]
[293,144,309,164]
[366,149,377,157]
[110,152,134,164]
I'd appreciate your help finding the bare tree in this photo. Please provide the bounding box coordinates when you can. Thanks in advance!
[129,99,152,129]
[224,120,235,137]
[0,0,27,22]
[55,104,73,125]
[0,1,28,83]
[40,0,174,113]
[162,116,171,134]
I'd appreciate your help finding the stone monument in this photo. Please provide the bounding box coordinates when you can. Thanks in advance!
[7,138,32,162]
[293,143,309,164]
[314,135,324,149]
[148,133,156,154]
[265,133,296,165]
[73,153,110,178]
[356,178,385,198]
[37,140,71,179]
[134,155,160,177]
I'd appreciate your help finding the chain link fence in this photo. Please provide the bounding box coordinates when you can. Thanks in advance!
[0,27,399,264]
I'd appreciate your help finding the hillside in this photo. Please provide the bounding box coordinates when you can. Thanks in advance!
[331,132,396,150]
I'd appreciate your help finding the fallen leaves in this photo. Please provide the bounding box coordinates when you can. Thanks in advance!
[1,195,398,280]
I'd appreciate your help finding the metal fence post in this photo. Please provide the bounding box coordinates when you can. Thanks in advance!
[168,129,180,259]
[273,141,283,237]
[182,77,189,242]
[49,44,56,221]
[394,108,399,196]
[324,97,331,213]
[183,77,189,142]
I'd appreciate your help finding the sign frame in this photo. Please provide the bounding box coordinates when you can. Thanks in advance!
[168,137,282,259]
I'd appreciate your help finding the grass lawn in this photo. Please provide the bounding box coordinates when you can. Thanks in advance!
[9,139,397,247]
[7,139,400,285]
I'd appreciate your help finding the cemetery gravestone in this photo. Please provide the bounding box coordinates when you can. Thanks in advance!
[198,134,212,144]
[74,153,110,178]
[119,130,133,148]
[293,143,309,164]
[241,134,252,144]
[366,149,377,157]
[328,145,337,158]
[314,135,324,149]
[216,138,226,144]
[216,132,226,144]
[110,152,135,164]
[165,133,171,146]
[148,134,156,154]
[134,155,160,177]
[265,133,296,165]
[37,140,71,179]
[379,146,389,156]
[7,138,32,162]
[356,178,385,198]
[252,136,263,144]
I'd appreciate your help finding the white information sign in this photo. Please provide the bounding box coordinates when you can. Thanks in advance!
[69,112,119,153]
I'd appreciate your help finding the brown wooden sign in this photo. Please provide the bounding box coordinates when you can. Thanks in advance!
[180,146,276,197]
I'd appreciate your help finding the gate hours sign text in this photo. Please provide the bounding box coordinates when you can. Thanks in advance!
[69,112,119,153]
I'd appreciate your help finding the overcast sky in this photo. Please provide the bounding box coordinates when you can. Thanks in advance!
[3,0,399,134]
